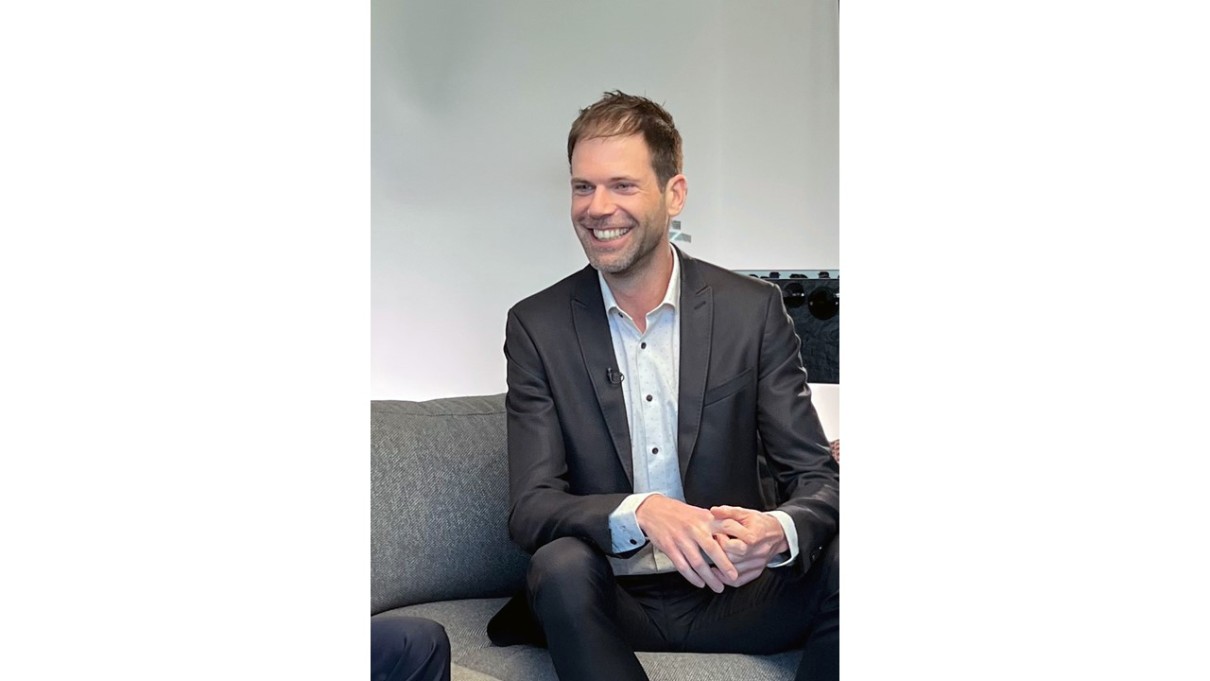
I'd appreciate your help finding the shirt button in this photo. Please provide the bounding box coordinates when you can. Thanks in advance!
[645,394,653,402]
[651,447,659,454]
[629,538,638,545]
[641,342,647,349]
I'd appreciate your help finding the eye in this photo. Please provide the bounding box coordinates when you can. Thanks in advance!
[614,182,636,192]
[572,182,593,195]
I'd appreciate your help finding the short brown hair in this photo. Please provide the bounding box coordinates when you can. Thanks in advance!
[567,91,683,189]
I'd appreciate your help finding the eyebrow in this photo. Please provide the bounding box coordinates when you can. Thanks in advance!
[570,176,641,184]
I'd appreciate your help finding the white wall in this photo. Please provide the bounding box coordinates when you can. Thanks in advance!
[371,0,839,435]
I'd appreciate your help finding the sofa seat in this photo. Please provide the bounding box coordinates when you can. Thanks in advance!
[375,597,802,681]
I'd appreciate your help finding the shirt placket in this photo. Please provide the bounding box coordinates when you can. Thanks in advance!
[644,306,673,573]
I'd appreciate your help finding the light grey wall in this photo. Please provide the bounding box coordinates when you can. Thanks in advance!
[372,0,838,434]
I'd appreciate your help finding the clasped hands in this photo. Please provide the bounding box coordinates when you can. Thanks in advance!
[634,494,790,593]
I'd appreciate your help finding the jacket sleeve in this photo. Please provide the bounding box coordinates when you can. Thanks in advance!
[503,309,630,556]
[755,285,840,573]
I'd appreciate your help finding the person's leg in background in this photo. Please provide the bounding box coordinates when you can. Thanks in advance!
[371,615,451,681]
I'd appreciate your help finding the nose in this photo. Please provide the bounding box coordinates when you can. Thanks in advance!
[587,187,614,219]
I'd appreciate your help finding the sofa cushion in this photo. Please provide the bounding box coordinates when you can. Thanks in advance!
[380,598,801,681]
[371,395,530,613]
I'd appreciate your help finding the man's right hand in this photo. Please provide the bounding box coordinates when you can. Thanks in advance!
[634,494,746,593]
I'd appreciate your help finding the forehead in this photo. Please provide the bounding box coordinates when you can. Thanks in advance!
[570,134,654,179]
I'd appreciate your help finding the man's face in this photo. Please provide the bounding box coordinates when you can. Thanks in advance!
[570,134,682,277]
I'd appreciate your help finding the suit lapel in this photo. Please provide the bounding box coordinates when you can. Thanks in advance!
[570,267,634,486]
[677,253,712,479]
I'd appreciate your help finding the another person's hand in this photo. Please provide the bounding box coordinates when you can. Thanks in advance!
[635,495,740,593]
[830,439,840,464]
[708,505,791,588]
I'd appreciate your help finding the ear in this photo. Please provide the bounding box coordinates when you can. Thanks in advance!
[664,174,688,218]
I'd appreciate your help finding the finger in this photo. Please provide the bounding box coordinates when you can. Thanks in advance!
[680,537,726,592]
[695,534,738,583]
[712,518,758,544]
[717,536,749,559]
[711,566,739,588]
[713,533,731,551]
[733,567,764,588]
[713,535,746,565]
[709,505,737,520]
[698,563,725,593]
[710,505,752,520]
[730,556,768,573]
[676,563,707,589]
[664,544,706,589]
[692,548,727,593]
[714,533,745,552]
[715,564,762,589]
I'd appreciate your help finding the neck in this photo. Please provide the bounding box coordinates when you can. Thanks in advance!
[603,244,674,330]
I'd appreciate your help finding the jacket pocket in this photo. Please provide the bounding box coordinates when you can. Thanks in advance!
[702,367,754,406]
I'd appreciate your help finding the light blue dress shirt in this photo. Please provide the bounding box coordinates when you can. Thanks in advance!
[602,245,798,576]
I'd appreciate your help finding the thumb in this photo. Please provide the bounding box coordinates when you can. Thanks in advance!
[710,505,748,519]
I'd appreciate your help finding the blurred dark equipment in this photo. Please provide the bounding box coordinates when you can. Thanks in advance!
[735,270,839,384]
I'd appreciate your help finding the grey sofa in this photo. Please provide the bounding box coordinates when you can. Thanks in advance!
[371,394,802,681]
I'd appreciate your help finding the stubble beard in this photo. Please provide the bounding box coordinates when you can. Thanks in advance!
[578,213,667,277]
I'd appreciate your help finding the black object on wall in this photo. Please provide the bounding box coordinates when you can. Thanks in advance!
[735,270,839,384]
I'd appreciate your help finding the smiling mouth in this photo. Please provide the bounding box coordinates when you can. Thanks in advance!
[591,226,632,242]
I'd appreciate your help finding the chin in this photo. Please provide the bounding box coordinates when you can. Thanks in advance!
[588,253,634,274]
[589,258,622,274]
[580,241,631,273]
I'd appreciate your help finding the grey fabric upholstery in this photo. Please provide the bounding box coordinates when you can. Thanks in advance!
[371,395,529,613]
[371,394,800,680]
[381,599,801,681]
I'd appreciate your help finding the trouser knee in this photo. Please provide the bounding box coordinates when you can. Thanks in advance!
[526,537,611,620]
[370,616,450,681]
[410,618,451,658]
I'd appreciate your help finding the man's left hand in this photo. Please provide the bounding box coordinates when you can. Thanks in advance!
[708,505,790,588]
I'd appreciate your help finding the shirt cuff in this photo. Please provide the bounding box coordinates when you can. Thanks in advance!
[765,510,799,568]
[609,492,659,554]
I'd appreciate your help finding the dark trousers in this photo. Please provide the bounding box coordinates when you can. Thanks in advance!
[526,535,839,681]
[370,615,451,681]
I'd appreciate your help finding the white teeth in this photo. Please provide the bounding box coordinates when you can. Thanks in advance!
[593,227,630,241]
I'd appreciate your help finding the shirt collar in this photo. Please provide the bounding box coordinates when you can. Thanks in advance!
[599,243,681,318]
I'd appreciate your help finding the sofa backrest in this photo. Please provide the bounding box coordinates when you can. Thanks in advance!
[371,394,530,614]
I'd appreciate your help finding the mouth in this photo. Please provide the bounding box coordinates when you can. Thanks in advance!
[591,226,632,242]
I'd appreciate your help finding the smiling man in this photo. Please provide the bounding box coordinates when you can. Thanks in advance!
[487,91,839,681]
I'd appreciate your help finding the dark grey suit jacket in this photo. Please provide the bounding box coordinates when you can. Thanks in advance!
[502,249,839,572]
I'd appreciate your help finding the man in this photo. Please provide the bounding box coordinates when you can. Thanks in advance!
[488,91,839,681]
